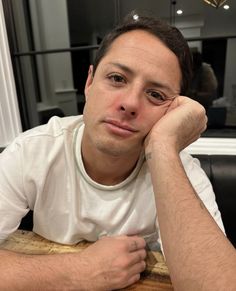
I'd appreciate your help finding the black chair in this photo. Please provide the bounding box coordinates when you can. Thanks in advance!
[194,155,236,248]
[207,107,227,128]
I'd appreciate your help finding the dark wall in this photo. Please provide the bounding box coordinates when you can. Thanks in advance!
[202,38,227,98]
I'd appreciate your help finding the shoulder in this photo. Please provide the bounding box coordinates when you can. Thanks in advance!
[22,115,84,138]
[5,116,84,152]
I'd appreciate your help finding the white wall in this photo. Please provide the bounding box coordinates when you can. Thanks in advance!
[223,38,236,104]
[0,0,22,147]
[176,14,203,52]
[202,8,236,38]
[29,0,78,116]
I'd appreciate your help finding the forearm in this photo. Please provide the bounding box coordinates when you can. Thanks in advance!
[147,143,236,291]
[0,249,88,291]
[0,235,146,291]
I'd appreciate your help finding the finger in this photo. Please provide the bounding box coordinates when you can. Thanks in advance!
[126,273,141,287]
[128,249,147,266]
[166,95,193,111]
[128,260,146,277]
[175,95,196,106]
[172,95,206,110]
[128,236,146,252]
[166,95,180,112]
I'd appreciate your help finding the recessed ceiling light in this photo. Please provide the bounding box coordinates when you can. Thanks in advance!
[133,14,139,20]
[223,4,230,9]
[176,9,183,15]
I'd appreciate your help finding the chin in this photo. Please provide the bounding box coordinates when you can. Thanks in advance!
[95,138,142,157]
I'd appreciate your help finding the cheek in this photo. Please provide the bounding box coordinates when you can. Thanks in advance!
[83,91,99,122]
[83,87,111,121]
[85,87,101,109]
[151,102,171,120]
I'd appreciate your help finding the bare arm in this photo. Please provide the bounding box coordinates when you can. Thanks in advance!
[145,96,236,291]
[0,235,146,290]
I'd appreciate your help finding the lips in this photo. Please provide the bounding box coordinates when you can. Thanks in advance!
[104,118,138,137]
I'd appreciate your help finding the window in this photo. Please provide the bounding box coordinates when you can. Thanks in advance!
[0,0,22,147]
[2,0,236,153]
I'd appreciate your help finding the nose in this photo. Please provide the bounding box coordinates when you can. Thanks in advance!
[118,87,141,118]
[120,105,136,116]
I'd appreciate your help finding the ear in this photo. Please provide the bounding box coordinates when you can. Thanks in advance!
[84,65,94,100]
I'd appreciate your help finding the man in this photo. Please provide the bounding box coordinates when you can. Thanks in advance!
[0,13,224,290]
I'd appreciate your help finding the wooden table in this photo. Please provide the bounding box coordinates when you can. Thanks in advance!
[0,230,173,290]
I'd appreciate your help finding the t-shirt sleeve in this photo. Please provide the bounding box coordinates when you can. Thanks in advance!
[0,142,29,243]
[180,151,225,234]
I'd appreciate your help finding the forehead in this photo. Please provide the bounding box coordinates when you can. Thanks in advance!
[109,29,166,54]
[110,29,166,48]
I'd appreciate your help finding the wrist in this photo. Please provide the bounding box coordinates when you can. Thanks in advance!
[145,137,179,158]
[145,140,180,168]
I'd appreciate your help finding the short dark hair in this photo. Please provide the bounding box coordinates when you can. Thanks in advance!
[93,12,193,95]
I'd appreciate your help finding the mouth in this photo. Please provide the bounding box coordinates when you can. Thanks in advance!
[104,119,138,137]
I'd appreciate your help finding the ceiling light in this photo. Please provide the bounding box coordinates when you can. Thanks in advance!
[133,14,139,20]
[203,0,227,8]
[176,9,183,15]
[223,4,230,9]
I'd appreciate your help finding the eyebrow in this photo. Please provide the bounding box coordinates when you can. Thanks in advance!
[108,62,134,75]
[107,62,180,95]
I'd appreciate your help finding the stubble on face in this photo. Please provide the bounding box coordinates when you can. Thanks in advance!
[82,29,182,161]
[82,119,143,158]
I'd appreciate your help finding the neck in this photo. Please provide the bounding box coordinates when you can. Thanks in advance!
[81,138,141,186]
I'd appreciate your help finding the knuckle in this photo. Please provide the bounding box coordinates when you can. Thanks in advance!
[141,249,147,259]
[134,273,141,282]
[129,273,141,286]
[141,260,146,271]
[139,237,146,246]
[138,249,146,261]
[125,274,140,289]
[121,257,131,268]
[120,270,129,282]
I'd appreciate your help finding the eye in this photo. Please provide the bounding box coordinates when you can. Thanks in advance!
[108,74,126,84]
[146,89,166,104]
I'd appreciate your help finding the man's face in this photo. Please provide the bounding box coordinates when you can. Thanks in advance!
[82,29,181,158]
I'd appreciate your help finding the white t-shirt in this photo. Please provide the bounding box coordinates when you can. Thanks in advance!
[0,116,225,245]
